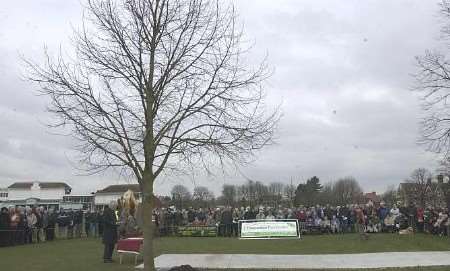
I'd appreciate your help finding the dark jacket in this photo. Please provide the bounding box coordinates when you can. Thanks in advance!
[187,210,195,223]
[244,210,256,220]
[0,212,10,230]
[378,207,389,221]
[57,213,68,227]
[74,211,83,225]
[102,207,118,244]
[220,209,233,224]
[407,205,417,217]
[48,213,57,227]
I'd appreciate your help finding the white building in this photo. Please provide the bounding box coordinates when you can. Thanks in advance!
[0,188,8,200]
[94,184,141,208]
[0,188,8,208]
[62,195,95,210]
[94,184,162,210]
[6,181,72,209]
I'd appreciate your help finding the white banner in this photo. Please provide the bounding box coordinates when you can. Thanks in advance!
[240,220,299,239]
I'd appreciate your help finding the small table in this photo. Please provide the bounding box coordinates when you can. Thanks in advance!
[117,237,144,265]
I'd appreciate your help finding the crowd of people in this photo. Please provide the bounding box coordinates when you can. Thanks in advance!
[0,206,104,247]
[153,202,450,237]
[1,201,450,248]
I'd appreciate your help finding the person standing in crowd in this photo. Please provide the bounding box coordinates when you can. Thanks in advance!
[324,204,333,221]
[35,207,43,243]
[158,208,166,236]
[85,210,92,237]
[265,211,275,220]
[355,205,367,239]
[187,208,195,224]
[91,210,99,237]
[377,202,389,232]
[244,207,256,220]
[220,206,233,237]
[26,207,37,243]
[390,204,400,217]
[67,210,74,239]
[74,210,83,238]
[417,206,425,233]
[16,208,26,245]
[41,207,49,242]
[407,202,417,230]
[174,207,186,228]
[330,215,339,233]
[0,207,11,247]
[287,209,295,219]
[57,210,69,239]
[102,201,118,263]
[256,209,265,220]
[98,209,104,237]
[206,209,216,227]
[197,208,206,224]
[9,207,18,245]
[336,206,346,233]
[152,209,160,236]
[232,208,241,237]
[46,208,57,241]
[276,210,284,219]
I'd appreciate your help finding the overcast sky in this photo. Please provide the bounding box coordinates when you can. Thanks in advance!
[0,0,444,196]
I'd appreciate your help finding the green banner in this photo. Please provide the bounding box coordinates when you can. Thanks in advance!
[240,220,299,238]
[177,226,217,237]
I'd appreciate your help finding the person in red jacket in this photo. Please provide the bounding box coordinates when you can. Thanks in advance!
[416,207,425,233]
[296,208,306,222]
[355,205,367,239]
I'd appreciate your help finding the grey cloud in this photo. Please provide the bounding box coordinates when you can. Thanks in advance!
[0,0,444,196]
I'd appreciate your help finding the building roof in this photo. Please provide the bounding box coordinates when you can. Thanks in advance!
[8,183,33,189]
[8,182,72,190]
[364,192,381,203]
[96,184,141,194]
[6,198,61,203]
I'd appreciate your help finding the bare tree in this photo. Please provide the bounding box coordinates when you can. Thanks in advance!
[408,168,432,206]
[193,186,214,207]
[25,0,278,269]
[245,180,257,206]
[236,183,249,206]
[333,177,363,205]
[318,182,334,205]
[284,179,296,207]
[268,182,284,207]
[414,1,450,158]
[171,184,191,209]
[381,185,398,206]
[254,181,269,205]
[221,184,236,206]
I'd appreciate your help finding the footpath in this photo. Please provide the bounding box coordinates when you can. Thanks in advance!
[136,251,450,270]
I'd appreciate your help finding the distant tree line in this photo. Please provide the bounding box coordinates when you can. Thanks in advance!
[164,176,374,209]
[161,167,450,210]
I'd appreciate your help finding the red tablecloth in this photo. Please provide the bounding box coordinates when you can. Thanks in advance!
[117,238,143,253]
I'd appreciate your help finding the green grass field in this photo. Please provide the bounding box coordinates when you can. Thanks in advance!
[1,234,450,271]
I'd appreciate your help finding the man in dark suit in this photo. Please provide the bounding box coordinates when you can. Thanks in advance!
[0,207,11,247]
[220,207,233,237]
[102,202,118,263]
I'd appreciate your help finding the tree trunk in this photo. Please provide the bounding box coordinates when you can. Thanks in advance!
[142,173,155,271]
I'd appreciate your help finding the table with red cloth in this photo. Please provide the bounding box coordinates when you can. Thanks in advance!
[116,237,144,264]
